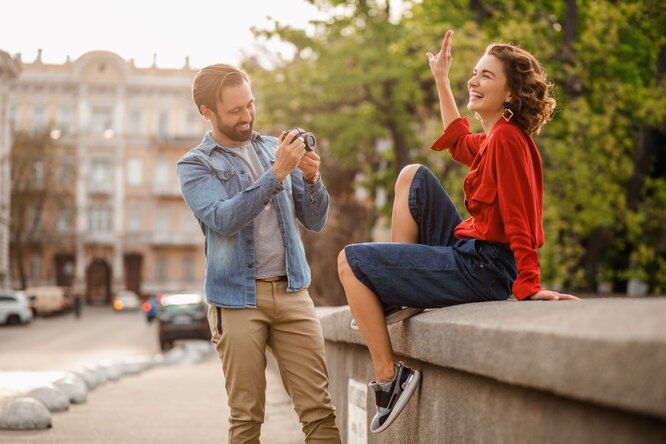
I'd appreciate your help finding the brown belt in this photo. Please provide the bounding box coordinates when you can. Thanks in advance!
[257,275,288,283]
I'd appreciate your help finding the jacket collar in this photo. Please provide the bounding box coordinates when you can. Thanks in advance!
[201,130,264,156]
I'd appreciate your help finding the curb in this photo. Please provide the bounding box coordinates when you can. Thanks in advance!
[0,341,214,430]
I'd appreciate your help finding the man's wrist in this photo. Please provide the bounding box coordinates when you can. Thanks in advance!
[304,170,320,184]
[271,165,289,181]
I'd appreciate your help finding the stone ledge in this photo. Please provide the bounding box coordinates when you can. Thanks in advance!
[318,298,666,421]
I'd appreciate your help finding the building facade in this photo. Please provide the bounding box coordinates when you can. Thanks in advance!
[7,50,208,302]
[0,50,20,289]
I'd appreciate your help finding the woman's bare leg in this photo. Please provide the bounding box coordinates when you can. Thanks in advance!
[338,249,395,382]
[391,164,421,243]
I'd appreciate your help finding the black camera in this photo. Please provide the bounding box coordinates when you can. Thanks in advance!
[286,127,317,152]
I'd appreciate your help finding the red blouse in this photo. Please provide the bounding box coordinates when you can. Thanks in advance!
[431,116,544,299]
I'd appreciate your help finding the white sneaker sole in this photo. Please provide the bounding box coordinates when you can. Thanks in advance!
[385,307,425,325]
[371,369,421,434]
[350,307,425,331]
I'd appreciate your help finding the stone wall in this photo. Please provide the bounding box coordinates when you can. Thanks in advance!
[318,298,666,443]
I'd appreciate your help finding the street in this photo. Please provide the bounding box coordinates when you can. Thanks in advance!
[0,306,304,443]
[0,306,157,372]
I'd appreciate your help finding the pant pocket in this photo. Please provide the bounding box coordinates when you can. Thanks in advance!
[207,305,223,343]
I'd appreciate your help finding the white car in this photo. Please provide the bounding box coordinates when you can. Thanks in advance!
[112,290,141,311]
[0,290,33,325]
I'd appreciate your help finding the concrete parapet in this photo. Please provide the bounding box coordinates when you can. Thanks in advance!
[318,298,666,443]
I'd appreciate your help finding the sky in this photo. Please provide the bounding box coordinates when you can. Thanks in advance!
[0,0,333,69]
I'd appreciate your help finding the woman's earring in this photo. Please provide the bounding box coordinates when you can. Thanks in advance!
[502,102,514,122]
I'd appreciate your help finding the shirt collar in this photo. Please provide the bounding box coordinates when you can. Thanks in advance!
[201,130,263,156]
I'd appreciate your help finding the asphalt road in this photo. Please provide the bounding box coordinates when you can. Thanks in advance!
[0,306,305,443]
[0,306,158,372]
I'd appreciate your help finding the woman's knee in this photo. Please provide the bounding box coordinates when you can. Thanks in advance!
[395,164,423,193]
[337,249,351,279]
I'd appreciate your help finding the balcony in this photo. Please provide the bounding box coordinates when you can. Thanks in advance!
[87,181,114,195]
[152,231,203,246]
[122,232,153,247]
[85,232,116,245]
[153,182,182,198]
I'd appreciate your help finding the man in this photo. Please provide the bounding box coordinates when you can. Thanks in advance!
[177,64,341,443]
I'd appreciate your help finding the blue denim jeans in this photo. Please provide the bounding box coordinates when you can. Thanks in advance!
[344,166,517,308]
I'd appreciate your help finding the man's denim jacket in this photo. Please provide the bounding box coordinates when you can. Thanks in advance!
[177,131,329,308]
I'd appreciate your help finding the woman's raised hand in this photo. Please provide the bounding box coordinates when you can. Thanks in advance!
[426,30,454,83]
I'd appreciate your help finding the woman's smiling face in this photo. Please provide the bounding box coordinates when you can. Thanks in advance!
[467,54,511,120]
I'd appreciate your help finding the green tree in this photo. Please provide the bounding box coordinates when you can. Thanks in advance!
[245,0,666,298]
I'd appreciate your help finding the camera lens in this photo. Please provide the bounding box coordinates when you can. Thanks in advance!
[304,134,316,151]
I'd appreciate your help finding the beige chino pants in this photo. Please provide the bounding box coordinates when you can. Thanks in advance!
[208,281,341,444]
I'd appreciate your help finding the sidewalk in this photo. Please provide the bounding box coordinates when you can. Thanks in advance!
[0,352,304,444]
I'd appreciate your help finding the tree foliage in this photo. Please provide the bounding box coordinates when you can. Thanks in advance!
[245,0,666,299]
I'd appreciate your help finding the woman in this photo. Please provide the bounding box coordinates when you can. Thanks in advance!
[337,30,579,434]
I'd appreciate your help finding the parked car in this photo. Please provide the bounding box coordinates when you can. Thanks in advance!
[0,290,33,325]
[157,291,210,351]
[24,286,70,316]
[112,290,141,312]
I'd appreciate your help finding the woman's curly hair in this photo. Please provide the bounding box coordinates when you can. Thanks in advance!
[486,44,556,134]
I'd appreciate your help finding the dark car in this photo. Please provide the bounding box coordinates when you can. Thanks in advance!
[157,292,211,351]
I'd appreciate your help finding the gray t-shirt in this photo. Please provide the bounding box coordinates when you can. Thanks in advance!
[230,141,286,279]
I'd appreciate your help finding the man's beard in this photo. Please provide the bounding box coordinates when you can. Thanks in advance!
[215,115,254,143]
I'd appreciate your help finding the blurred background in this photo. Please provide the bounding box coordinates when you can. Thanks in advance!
[0,0,664,311]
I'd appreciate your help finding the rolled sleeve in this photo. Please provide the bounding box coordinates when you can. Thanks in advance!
[431,116,472,151]
[291,169,329,232]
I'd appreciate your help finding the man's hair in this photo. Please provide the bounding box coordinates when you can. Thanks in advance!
[192,64,250,115]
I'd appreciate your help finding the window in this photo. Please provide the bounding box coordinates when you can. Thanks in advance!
[89,206,112,233]
[127,158,143,186]
[58,106,75,133]
[127,207,142,232]
[157,110,169,138]
[32,106,47,130]
[33,160,44,188]
[155,256,168,281]
[155,207,169,234]
[90,106,114,134]
[90,159,112,186]
[128,109,142,136]
[186,111,203,136]
[182,256,195,281]
[57,208,72,233]
[9,104,19,129]
[155,160,169,187]
[181,210,198,233]
[28,205,42,232]
[29,256,41,281]
[59,158,75,185]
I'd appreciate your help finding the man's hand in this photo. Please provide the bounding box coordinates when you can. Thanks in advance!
[272,129,306,181]
[426,30,454,83]
[299,151,321,183]
[528,290,580,301]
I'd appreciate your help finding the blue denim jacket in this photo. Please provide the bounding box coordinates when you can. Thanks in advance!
[177,131,329,308]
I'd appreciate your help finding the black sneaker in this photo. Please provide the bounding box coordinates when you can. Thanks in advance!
[368,362,421,434]
[350,306,425,330]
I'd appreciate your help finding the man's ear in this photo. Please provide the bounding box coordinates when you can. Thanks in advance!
[200,105,213,121]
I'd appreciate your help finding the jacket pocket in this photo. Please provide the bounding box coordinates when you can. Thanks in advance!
[471,183,497,204]
[215,169,236,182]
